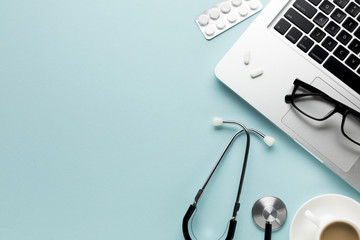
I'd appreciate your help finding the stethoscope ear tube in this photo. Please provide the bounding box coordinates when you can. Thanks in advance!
[182,204,196,240]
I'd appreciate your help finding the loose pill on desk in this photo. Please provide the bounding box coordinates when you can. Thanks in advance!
[243,51,251,65]
[250,68,263,78]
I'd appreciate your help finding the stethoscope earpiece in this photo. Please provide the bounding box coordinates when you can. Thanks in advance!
[212,117,224,126]
[263,136,275,146]
[213,116,275,147]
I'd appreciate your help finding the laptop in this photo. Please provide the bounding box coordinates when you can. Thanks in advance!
[215,0,360,192]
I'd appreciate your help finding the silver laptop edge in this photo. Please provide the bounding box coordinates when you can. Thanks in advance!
[215,0,360,192]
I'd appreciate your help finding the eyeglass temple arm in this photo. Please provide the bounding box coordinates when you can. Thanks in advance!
[284,95,292,103]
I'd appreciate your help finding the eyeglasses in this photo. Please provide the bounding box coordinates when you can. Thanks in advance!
[285,79,360,146]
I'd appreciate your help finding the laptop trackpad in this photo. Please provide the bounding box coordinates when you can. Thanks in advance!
[282,77,360,172]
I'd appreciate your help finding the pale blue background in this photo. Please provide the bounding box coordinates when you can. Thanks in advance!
[0,0,359,239]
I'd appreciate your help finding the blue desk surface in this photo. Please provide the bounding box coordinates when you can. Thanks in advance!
[0,0,359,239]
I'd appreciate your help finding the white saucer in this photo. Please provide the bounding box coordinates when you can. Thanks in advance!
[289,194,360,240]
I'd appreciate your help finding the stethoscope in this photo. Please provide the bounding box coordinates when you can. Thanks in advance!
[252,196,287,240]
[182,117,276,240]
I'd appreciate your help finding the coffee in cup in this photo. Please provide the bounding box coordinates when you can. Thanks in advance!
[320,221,360,240]
[304,210,360,240]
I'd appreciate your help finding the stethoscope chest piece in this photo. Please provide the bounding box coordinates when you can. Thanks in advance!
[252,196,287,239]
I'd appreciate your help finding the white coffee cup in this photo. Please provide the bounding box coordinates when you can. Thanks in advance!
[304,209,360,240]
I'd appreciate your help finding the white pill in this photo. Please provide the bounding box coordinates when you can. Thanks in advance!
[250,68,263,78]
[244,51,251,65]
[220,2,231,13]
[198,14,209,26]
[216,18,226,29]
[231,0,242,7]
[227,12,237,23]
[205,24,215,36]
[249,0,260,10]
[209,8,220,20]
[238,5,249,17]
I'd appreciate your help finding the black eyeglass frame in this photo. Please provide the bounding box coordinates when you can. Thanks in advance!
[285,79,360,146]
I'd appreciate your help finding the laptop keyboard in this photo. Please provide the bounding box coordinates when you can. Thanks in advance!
[274,0,360,94]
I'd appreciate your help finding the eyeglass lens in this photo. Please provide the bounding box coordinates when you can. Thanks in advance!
[291,84,360,145]
[343,112,360,144]
[292,86,336,120]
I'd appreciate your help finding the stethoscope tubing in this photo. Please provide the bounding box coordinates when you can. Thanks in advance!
[183,120,269,240]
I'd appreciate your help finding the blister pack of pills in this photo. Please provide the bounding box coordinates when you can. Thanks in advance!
[195,0,263,40]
